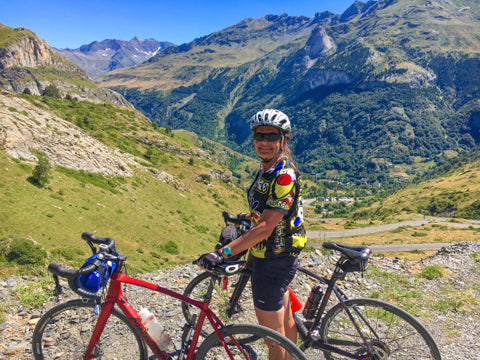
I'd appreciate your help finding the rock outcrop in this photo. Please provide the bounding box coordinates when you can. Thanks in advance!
[0,24,133,108]
[0,89,135,176]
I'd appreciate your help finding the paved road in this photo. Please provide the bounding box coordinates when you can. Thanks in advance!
[305,241,452,252]
[307,217,480,239]
[305,217,480,251]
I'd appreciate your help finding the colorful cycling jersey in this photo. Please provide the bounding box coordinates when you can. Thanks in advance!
[247,158,307,258]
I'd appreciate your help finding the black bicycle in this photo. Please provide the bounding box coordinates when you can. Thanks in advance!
[182,220,442,359]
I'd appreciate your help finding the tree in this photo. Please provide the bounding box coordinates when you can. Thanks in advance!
[42,84,61,98]
[31,152,52,187]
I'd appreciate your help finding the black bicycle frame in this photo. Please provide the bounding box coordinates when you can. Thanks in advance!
[297,266,376,359]
[205,255,379,359]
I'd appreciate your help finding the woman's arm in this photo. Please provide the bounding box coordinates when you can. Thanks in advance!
[221,209,283,258]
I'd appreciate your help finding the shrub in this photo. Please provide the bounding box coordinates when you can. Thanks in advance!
[30,152,51,187]
[5,238,47,265]
[162,241,179,255]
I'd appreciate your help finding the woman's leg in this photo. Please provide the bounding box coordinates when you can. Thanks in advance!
[251,256,299,359]
[254,291,297,360]
[282,290,298,344]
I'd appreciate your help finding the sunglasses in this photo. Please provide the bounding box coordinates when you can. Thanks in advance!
[252,132,282,142]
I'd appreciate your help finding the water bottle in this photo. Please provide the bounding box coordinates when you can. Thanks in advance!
[139,308,172,351]
[302,285,323,320]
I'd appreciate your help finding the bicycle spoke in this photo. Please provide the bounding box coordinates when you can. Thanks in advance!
[319,298,441,360]
[182,272,256,338]
[32,299,147,360]
[194,324,307,360]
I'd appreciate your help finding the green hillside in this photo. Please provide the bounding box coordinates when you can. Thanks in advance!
[96,0,480,185]
[0,92,255,277]
[364,146,480,219]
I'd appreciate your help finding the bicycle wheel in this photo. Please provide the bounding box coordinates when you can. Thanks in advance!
[182,271,255,338]
[194,323,308,360]
[32,299,148,360]
[319,298,441,360]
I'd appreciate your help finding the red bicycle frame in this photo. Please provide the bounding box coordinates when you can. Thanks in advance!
[83,270,240,360]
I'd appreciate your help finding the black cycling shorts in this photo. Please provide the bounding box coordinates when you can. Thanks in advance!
[250,255,298,311]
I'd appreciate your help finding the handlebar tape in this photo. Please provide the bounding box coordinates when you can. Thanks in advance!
[48,262,102,300]
[222,210,243,224]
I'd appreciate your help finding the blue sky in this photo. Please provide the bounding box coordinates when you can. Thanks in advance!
[1,0,356,49]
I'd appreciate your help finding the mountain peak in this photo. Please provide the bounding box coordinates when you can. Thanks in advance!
[57,37,175,77]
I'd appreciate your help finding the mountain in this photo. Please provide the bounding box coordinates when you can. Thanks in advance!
[0,23,256,273]
[56,37,175,78]
[97,0,480,184]
[0,23,131,107]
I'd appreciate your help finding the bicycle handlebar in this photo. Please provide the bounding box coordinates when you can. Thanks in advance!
[82,232,116,253]
[48,261,103,300]
[192,258,247,276]
[222,210,247,225]
[48,233,121,301]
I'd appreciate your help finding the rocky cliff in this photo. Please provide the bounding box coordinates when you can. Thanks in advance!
[0,89,135,176]
[0,23,133,108]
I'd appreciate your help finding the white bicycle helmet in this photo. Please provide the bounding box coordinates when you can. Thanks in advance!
[250,109,291,133]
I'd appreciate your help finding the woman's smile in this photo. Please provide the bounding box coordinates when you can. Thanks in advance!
[253,126,282,162]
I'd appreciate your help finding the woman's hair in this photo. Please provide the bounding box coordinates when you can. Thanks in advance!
[283,134,296,167]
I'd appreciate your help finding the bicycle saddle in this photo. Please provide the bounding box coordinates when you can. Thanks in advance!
[322,242,371,262]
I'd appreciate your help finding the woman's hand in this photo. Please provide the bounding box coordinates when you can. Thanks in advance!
[196,250,224,271]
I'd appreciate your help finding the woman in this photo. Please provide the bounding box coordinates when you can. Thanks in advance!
[197,109,307,359]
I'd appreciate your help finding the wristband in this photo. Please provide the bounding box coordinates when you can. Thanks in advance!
[222,246,232,258]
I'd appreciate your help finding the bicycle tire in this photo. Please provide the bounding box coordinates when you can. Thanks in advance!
[194,323,308,360]
[181,271,255,338]
[32,299,148,360]
[319,298,442,360]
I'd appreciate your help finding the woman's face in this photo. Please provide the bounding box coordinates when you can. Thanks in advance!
[253,126,282,162]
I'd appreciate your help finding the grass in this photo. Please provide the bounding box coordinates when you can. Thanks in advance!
[304,209,480,262]
[0,94,253,276]
[0,151,246,275]
[14,279,56,307]
[367,266,424,314]
[419,264,445,280]
[366,261,478,319]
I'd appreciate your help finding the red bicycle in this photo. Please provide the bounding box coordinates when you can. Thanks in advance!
[31,232,307,360]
